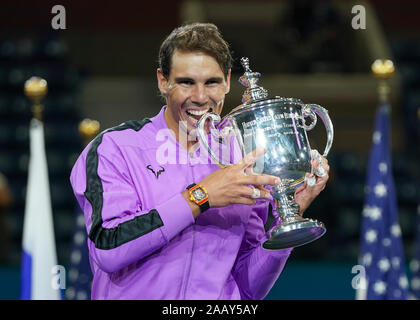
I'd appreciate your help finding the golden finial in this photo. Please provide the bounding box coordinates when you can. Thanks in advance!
[371,59,395,80]
[24,77,48,121]
[78,118,100,146]
[371,59,394,103]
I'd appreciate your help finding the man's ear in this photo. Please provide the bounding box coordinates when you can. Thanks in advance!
[157,68,169,96]
[225,69,231,94]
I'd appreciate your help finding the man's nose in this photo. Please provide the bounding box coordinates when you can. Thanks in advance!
[190,84,208,105]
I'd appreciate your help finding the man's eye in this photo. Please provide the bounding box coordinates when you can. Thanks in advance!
[180,80,194,85]
[206,80,221,86]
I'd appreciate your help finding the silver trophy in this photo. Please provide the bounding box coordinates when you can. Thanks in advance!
[197,57,334,250]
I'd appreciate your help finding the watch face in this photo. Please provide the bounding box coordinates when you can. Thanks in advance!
[193,188,206,201]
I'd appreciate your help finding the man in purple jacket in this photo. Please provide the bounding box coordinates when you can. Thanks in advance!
[70,23,330,300]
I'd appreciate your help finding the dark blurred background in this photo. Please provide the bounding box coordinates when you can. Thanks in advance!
[0,0,419,299]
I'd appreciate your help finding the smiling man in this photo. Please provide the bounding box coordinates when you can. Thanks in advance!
[158,50,228,137]
[70,23,330,300]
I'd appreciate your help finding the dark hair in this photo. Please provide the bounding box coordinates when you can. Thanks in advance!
[158,23,233,79]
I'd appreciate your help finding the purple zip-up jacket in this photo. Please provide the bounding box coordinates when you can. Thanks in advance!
[70,106,292,300]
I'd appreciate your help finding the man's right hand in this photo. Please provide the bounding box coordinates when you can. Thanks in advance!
[183,148,281,218]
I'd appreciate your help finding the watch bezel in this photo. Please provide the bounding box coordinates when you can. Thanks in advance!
[188,184,209,206]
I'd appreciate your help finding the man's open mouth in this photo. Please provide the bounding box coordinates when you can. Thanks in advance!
[185,108,213,123]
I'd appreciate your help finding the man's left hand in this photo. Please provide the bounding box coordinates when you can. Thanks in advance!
[294,150,330,215]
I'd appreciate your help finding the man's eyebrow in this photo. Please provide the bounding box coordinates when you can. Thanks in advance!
[205,77,224,83]
[174,77,224,83]
[174,77,195,83]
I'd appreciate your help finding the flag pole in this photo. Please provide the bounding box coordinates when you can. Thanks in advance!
[21,76,61,300]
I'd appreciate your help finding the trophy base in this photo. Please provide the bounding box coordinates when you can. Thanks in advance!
[262,216,326,250]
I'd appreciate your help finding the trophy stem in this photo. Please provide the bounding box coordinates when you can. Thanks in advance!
[272,190,300,222]
[262,188,326,250]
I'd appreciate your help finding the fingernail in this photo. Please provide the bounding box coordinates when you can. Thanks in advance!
[275,178,281,185]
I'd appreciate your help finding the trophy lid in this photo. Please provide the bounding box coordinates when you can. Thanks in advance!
[228,57,302,116]
[239,57,268,103]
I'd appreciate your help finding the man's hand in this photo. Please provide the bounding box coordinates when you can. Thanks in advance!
[294,151,330,215]
[200,148,281,207]
[183,148,282,219]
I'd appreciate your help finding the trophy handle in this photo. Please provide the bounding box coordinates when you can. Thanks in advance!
[302,104,334,157]
[196,112,233,167]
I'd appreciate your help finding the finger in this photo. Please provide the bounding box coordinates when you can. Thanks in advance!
[311,150,328,178]
[244,165,254,176]
[240,174,281,187]
[216,162,228,169]
[305,173,316,187]
[233,197,257,206]
[255,185,271,193]
[243,186,271,199]
[311,180,327,194]
[314,167,327,177]
[311,155,328,167]
[316,172,329,185]
[318,164,330,178]
[310,173,329,194]
[310,149,322,167]
[295,181,307,193]
[236,147,266,170]
[315,156,328,168]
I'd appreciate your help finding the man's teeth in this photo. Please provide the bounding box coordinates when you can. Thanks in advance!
[187,109,209,116]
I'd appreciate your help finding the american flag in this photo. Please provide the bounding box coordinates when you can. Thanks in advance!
[358,102,409,299]
[409,204,420,299]
[65,207,92,300]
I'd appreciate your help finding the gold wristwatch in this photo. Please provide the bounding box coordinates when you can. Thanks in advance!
[186,183,210,213]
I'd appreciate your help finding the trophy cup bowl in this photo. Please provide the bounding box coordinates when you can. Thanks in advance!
[196,57,334,250]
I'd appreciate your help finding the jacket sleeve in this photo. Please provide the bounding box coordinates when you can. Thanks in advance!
[231,199,292,300]
[70,134,195,274]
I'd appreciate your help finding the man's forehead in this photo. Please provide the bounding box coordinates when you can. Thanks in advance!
[170,50,224,77]
[172,49,215,61]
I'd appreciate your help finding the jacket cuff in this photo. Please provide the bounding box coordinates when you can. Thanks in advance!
[156,192,195,242]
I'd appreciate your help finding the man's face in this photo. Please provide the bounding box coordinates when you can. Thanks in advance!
[157,50,231,137]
